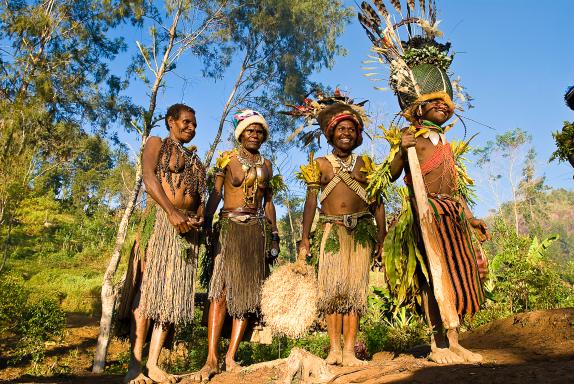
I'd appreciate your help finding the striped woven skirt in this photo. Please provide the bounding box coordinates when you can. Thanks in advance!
[425,196,484,316]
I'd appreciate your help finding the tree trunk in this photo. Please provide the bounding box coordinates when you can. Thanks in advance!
[92,156,144,372]
[203,50,250,167]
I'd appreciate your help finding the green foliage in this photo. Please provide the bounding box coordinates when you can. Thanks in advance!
[361,286,428,355]
[0,276,66,367]
[403,46,453,70]
[550,121,574,163]
[0,274,28,334]
[485,218,574,314]
[362,312,427,355]
[382,188,428,310]
[12,299,66,365]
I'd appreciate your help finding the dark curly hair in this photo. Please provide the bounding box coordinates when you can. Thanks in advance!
[165,104,196,130]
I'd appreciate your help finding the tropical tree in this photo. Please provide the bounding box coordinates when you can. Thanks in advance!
[203,0,353,166]
[0,0,141,271]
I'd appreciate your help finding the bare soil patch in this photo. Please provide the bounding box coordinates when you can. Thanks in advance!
[2,308,573,383]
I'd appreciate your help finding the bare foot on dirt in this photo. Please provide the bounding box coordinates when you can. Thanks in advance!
[146,364,177,383]
[325,348,343,365]
[342,350,367,367]
[123,370,152,384]
[428,347,464,364]
[180,362,220,383]
[224,356,241,373]
[450,344,483,363]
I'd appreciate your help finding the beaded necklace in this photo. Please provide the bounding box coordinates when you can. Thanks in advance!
[236,146,265,206]
[156,137,206,201]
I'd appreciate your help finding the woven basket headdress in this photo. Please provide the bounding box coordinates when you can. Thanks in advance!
[358,0,466,122]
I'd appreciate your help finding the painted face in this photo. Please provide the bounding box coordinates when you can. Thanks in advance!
[331,119,357,152]
[239,123,266,151]
[168,110,196,143]
[419,99,454,125]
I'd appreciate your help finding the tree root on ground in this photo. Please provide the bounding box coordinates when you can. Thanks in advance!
[239,347,371,384]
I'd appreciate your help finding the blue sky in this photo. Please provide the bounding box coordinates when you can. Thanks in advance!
[113,0,574,217]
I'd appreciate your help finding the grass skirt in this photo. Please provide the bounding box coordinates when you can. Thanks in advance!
[208,217,268,318]
[137,207,200,325]
[317,222,372,316]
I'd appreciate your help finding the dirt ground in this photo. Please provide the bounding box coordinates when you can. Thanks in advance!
[1,308,573,384]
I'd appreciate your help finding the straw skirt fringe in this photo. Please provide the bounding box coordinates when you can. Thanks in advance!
[317,223,371,316]
[139,207,199,325]
[209,218,268,318]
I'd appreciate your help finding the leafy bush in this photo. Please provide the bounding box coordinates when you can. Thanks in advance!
[550,121,574,163]
[11,298,66,365]
[0,274,28,334]
[362,317,427,355]
[487,218,574,313]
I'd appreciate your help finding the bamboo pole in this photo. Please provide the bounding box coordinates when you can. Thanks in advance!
[406,146,459,329]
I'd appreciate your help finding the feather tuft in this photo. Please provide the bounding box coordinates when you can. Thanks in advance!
[407,0,415,11]
[389,0,402,14]
[373,0,389,18]
[418,0,426,16]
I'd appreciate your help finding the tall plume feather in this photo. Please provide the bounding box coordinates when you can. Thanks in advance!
[358,13,379,44]
[419,0,426,16]
[389,0,402,14]
[373,0,389,18]
[359,2,383,40]
[361,1,380,24]
[429,0,437,24]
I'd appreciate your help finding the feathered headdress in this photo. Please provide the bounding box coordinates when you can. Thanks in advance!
[281,89,368,147]
[358,0,467,123]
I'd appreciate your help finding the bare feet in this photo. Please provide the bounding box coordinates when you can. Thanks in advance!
[325,348,342,365]
[341,350,367,367]
[180,362,220,383]
[428,347,464,364]
[446,328,483,363]
[146,364,177,384]
[123,370,152,384]
[224,356,241,373]
[449,344,483,363]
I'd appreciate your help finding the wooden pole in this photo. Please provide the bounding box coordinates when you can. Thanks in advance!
[407,146,459,329]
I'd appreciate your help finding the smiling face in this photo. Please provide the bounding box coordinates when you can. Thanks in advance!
[168,110,197,143]
[239,123,266,151]
[418,99,454,125]
[331,119,358,153]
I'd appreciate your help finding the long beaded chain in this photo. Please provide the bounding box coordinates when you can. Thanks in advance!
[236,145,264,206]
[156,137,206,199]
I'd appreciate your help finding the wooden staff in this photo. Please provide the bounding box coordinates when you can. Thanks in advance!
[407,146,460,329]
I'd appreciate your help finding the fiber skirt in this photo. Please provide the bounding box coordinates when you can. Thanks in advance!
[317,222,372,316]
[208,217,269,318]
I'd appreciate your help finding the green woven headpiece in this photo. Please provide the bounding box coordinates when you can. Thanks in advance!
[398,64,453,110]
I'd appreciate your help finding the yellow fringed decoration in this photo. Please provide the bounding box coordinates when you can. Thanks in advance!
[360,155,375,175]
[366,124,402,202]
[297,152,321,187]
[215,150,233,170]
